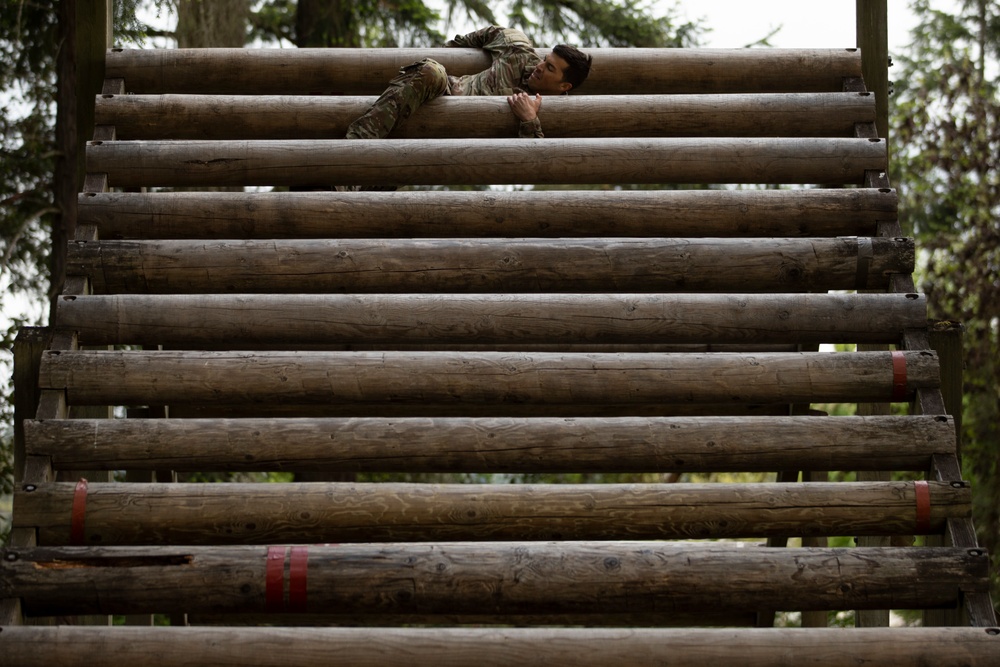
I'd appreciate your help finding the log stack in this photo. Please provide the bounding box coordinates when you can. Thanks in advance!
[1,44,996,665]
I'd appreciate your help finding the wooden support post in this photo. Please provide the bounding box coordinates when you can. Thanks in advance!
[2,328,52,625]
[929,321,964,459]
[856,0,889,155]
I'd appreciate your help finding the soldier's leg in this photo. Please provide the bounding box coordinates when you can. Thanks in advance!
[345,58,449,139]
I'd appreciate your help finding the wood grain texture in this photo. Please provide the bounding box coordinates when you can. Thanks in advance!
[14,481,970,545]
[77,188,898,240]
[96,93,876,140]
[25,414,957,473]
[37,350,941,407]
[67,237,913,294]
[55,292,927,347]
[105,47,863,95]
[85,138,888,188]
[2,544,986,616]
[3,627,999,667]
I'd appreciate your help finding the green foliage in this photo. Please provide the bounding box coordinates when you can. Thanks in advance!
[246,0,700,49]
[506,0,700,47]
[891,0,1000,610]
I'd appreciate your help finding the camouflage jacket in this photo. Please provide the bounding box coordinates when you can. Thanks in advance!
[445,26,545,138]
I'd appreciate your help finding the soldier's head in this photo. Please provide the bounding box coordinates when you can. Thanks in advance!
[527,45,592,94]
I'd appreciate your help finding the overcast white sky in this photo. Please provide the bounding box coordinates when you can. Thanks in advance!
[672,0,919,52]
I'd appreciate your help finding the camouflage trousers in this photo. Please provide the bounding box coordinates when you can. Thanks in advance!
[345,58,450,139]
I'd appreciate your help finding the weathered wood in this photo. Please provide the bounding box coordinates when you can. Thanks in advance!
[12,329,51,485]
[95,92,876,140]
[155,402,814,420]
[24,414,957,473]
[930,321,964,457]
[55,293,927,347]
[37,350,941,407]
[85,138,888,188]
[105,47,863,95]
[3,626,1000,667]
[77,189,898,240]
[1,544,986,617]
[856,0,890,150]
[67,237,913,294]
[14,481,969,545]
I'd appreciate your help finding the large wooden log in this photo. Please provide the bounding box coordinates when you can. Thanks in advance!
[14,481,969,545]
[105,48,863,95]
[55,293,927,347]
[85,138,888,188]
[153,402,818,420]
[77,189,898,240]
[67,237,913,294]
[3,626,999,667]
[24,414,957,473]
[1,544,986,616]
[37,350,941,407]
[95,93,876,140]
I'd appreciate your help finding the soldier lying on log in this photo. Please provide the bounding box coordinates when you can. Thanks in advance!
[315,26,591,191]
[346,26,594,141]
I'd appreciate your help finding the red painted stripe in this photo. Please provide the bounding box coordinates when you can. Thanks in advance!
[265,546,286,613]
[70,478,89,545]
[914,480,931,533]
[891,351,908,402]
[288,546,309,613]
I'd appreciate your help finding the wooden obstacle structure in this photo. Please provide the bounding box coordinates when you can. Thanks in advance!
[2,30,998,667]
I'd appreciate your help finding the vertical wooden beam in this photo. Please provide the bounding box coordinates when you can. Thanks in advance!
[12,328,51,485]
[77,0,112,177]
[52,0,110,318]
[929,321,964,460]
[856,0,889,157]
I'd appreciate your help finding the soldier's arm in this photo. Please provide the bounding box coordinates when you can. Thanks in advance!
[446,26,504,48]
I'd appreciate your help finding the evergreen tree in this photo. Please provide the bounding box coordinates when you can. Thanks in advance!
[891,0,1000,606]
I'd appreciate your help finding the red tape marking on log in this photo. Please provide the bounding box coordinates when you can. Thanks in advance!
[288,546,309,613]
[70,478,88,545]
[891,351,908,402]
[914,480,931,533]
[265,546,286,613]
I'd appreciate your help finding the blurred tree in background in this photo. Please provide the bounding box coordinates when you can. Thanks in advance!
[891,0,1000,606]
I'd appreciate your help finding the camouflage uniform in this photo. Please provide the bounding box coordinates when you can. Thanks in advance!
[345,26,546,140]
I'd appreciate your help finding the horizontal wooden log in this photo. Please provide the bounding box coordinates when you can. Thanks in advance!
[95,92,876,140]
[85,138,888,188]
[38,350,940,407]
[183,608,758,627]
[25,414,958,473]
[77,188,898,240]
[14,481,969,545]
[154,402,812,420]
[55,293,927,347]
[2,544,986,616]
[106,47,863,95]
[3,627,999,667]
[67,237,913,294]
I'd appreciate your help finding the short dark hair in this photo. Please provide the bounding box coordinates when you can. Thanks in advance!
[553,44,592,90]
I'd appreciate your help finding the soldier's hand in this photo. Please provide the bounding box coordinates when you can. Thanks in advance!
[507,92,542,122]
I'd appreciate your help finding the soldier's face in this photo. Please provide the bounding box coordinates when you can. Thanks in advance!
[528,53,573,95]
